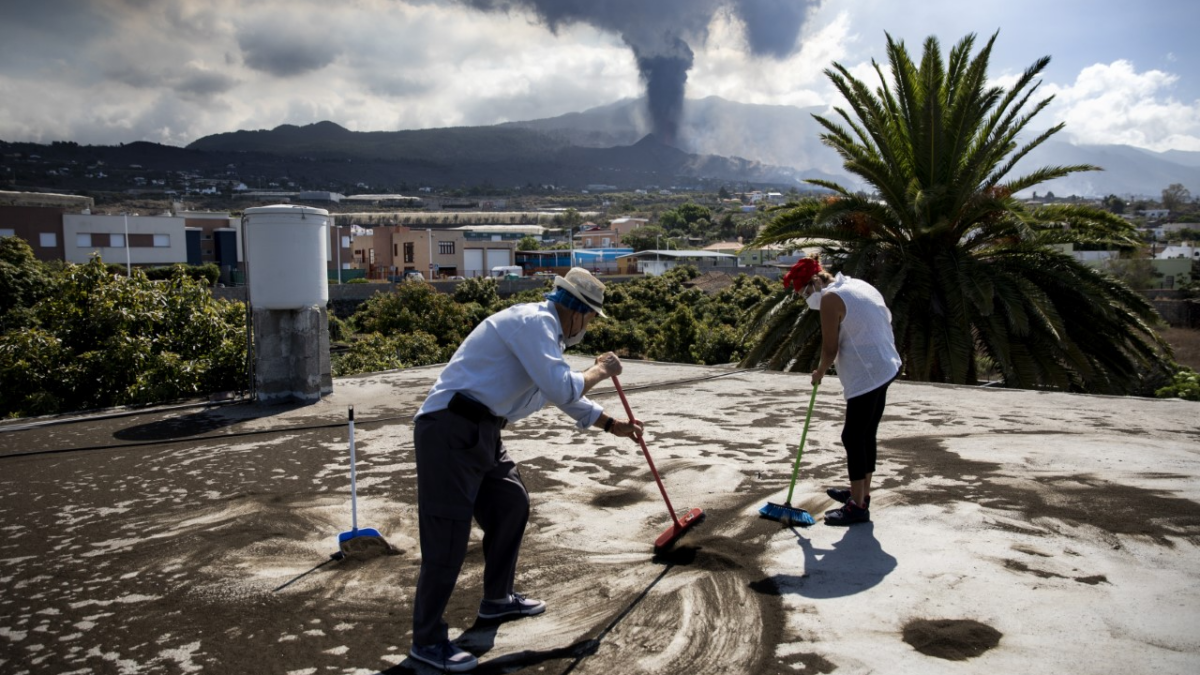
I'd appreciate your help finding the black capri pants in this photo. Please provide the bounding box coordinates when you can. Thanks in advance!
[840,377,894,482]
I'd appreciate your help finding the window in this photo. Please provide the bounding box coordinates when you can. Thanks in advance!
[403,242,415,263]
[39,232,57,247]
[154,234,170,247]
[0,229,14,238]
[341,235,350,248]
[77,233,91,247]
[439,241,455,255]
[110,234,125,248]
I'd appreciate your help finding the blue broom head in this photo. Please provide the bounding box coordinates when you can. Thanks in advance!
[338,527,393,557]
[338,527,383,543]
[759,502,815,526]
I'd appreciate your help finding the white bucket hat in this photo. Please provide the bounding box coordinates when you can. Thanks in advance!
[553,267,607,317]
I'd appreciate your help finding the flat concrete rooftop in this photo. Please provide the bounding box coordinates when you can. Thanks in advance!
[1,359,1198,674]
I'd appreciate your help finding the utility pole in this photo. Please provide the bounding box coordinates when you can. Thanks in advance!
[123,213,131,276]
[656,233,660,276]
[426,228,433,278]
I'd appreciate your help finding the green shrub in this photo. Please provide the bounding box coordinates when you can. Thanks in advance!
[692,321,744,365]
[332,331,444,376]
[648,305,700,363]
[452,276,501,308]
[1156,366,1200,401]
[328,312,349,342]
[142,263,220,285]
[0,236,56,332]
[0,256,246,418]
[353,280,472,350]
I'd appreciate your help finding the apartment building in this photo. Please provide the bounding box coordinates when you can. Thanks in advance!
[350,224,521,279]
[0,191,94,262]
[63,213,195,266]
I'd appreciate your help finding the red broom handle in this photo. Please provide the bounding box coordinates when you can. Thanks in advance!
[612,376,683,528]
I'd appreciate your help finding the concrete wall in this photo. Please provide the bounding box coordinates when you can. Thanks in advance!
[1151,299,1200,329]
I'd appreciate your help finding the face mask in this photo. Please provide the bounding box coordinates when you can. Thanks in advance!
[806,290,823,311]
[563,312,588,347]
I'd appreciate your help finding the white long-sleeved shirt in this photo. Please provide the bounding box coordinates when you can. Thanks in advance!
[416,300,602,429]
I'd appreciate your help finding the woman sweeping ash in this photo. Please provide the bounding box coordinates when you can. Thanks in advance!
[784,255,902,526]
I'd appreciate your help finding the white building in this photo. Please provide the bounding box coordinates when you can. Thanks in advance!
[618,250,739,276]
[61,213,189,265]
[1157,245,1200,261]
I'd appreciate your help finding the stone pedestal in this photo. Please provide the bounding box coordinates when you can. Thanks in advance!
[252,305,332,404]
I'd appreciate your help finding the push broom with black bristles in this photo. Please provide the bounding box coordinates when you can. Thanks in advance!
[613,376,705,554]
[759,384,819,526]
[337,406,393,558]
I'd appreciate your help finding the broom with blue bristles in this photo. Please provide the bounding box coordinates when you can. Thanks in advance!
[759,384,819,526]
[337,406,393,557]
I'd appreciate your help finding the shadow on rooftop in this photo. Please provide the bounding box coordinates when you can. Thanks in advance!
[380,564,675,675]
[748,524,897,599]
[112,400,310,442]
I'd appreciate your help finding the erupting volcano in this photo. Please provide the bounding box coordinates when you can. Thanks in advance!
[460,0,816,147]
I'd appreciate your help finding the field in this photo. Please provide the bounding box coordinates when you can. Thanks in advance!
[1165,327,1200,370]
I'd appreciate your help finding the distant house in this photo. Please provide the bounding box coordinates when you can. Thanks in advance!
[1157,245,1200,261]
[1152,222,1195,239]
[1060,242,1193,289]
[580,224,621,248]
[608,217,649,237]
[704,240,794,268]
[617,249,739,276]
[297,191,344,203]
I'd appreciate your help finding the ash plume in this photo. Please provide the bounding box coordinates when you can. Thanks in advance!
[459,0,816,145]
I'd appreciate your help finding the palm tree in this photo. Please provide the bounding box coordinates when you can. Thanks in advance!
[741,32,1171,395]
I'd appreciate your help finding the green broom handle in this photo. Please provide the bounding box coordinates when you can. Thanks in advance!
[784,384,819,506]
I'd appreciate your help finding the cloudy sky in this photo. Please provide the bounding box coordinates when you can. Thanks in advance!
[1,0,1197,152]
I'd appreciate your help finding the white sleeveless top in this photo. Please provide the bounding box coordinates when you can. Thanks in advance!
[823,273,902,399]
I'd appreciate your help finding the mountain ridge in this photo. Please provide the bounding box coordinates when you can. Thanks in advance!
[6,97,1198,197]
[503,96,1200,198]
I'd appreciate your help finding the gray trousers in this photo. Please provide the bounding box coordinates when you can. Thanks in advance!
[411,409,530,647]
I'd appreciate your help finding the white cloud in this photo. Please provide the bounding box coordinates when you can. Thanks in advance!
[689,7,848,109]
[1039,61,1200,152]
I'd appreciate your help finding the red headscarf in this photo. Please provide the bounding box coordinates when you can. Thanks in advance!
[783,258,822,293]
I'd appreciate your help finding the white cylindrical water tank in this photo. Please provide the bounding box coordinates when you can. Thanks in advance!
[244,205,329,309]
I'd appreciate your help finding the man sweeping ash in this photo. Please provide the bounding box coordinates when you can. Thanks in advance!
[408,267,643,673]
[785,255,902,526]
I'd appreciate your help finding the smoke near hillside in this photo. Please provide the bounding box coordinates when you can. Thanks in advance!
[459,0,817,145]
